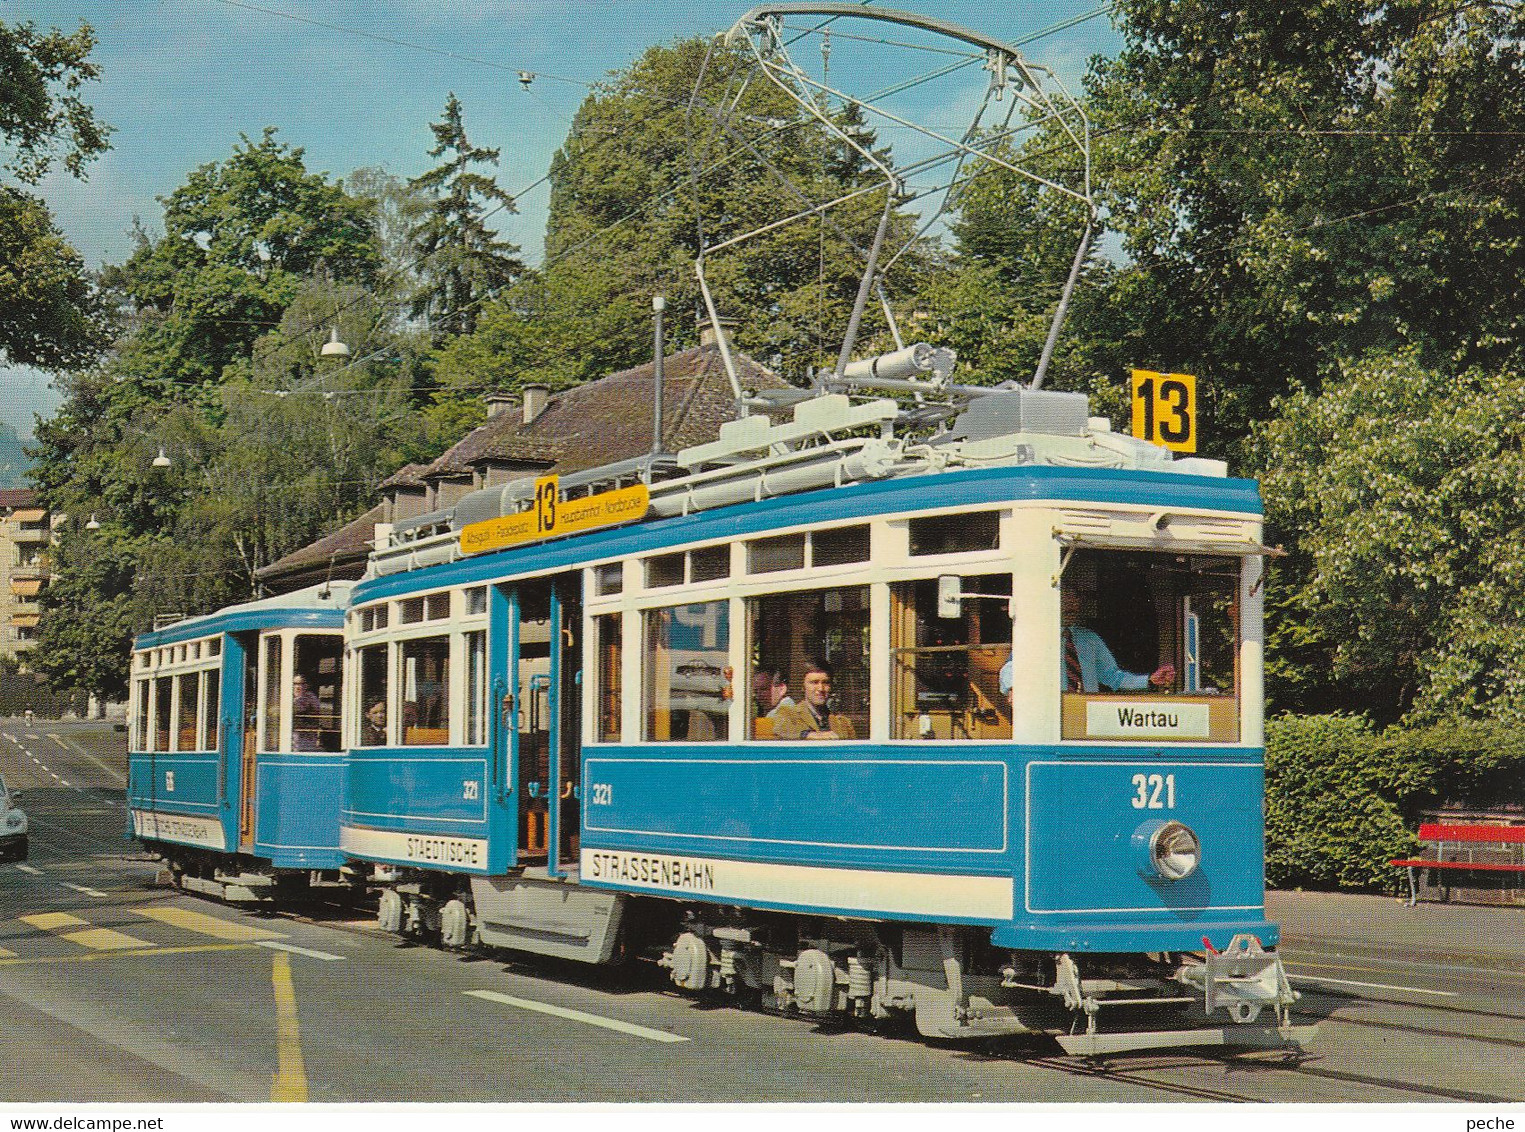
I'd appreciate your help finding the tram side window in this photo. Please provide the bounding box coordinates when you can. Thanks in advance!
[202,670,221,752]
[154,678,172,752]
[134,677,151,750]
[293,636,342,752]
[465,630,487,746]
[401,636,450,745]
[260,635,284,752]
[595,613,621,742]
[645,602,729,742]
[748,587,870,741]
[175,672,200,751]
[1058,550,1241,741]
[890,575,1011,740]
[358,644,389,747]
[909,512,1000,556]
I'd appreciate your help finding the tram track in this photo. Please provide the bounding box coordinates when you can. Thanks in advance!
[1026,1046,1519,1104]
[1305,998,1525,1049]
[40,881,1525,1102]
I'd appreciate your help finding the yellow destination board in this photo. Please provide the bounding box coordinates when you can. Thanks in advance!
[1130,369,1197,453]
[458,476,651,556]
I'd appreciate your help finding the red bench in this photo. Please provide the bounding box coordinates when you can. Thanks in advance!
[1391,822,1525,906]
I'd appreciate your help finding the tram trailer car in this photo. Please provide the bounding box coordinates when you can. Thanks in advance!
[128,583,356,902]
[339,386,1314,1056]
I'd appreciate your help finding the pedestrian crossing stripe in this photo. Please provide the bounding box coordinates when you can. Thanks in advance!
[19,912,153,951]
[133,906,286,941]
[12,907,288,955]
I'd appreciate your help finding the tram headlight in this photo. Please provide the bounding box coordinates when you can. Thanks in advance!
[1134,819,1201,881]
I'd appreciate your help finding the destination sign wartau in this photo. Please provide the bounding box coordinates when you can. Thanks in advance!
[458,475,650,556]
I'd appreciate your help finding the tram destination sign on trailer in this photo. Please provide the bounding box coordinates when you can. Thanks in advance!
[458,475,651,556]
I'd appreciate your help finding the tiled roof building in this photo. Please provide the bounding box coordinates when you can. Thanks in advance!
[255,342,788,595]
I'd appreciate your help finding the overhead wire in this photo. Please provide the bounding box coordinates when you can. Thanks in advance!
[200,2,1113,375]
[162,2,1518,398]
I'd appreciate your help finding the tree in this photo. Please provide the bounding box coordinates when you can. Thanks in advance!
[102,128,379,391]
[1,19,110,184]
[1258,350,1525,724]
[912,130,1127,398]
[1087,0,1525,443]
[0,187,104,368]
[0,18,110,370]
[34,524,144,702]
[429,40,925,416]
[30,137,402,695]
[408,94,523,339]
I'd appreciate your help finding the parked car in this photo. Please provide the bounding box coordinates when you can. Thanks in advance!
[0,776,27,862]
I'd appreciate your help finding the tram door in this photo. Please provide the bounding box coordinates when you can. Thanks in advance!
[238,635,259,852]
[554,574,583,866]
[515,580,553,861]
[506,573,583,867]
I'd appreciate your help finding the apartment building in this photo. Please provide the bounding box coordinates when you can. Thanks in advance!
[0,489,53,670]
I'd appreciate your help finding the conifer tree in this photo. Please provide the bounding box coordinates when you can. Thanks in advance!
[408,93,524,338]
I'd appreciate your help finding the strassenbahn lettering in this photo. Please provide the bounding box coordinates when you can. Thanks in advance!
[587,850,716,892]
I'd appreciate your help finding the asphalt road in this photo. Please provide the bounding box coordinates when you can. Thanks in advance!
[1,716,1522,1104]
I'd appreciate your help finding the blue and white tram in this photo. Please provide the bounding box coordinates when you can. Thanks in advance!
[341,386,1313,1054]
[128,582,354,901]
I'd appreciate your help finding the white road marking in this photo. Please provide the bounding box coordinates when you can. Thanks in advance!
[46,733,126,783]
[1287,973,1457,997]
[464,989,691,1042]
[257,940,346,961]
[61,883,112,898]
[15,865,41,875]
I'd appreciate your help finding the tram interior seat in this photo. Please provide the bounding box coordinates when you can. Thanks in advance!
[753,717,774,740]
[404,726,450,745]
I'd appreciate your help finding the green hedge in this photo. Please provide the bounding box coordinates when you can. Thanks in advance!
[1264,714,1525,893]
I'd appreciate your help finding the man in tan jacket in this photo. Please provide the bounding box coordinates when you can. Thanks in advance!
[770,659,856,740]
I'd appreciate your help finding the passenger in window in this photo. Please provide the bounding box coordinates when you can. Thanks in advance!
[771,660,856,741]
[363,701,387,746]
[292,676,322,751]
[1048,588,1175,693]
[414,666,445,728]
[751,668,794,721]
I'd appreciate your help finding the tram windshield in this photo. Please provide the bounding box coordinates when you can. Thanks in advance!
[1059,549,1240,742]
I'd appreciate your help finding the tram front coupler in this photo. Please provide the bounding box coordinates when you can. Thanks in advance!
[1175,933,1299,1025]
[1047,938,1317,1056]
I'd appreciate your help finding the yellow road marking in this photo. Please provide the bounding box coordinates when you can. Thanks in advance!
[60,927,154,951]
[134,905,286,942]
[20,912,87,931]
[270,951,308,1103]
[20,911,152,951]
[0,942,256,966]
[0,947,15,958]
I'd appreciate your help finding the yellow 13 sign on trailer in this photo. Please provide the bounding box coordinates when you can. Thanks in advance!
[1130,369,1197,453]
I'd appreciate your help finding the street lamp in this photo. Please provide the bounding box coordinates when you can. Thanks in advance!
[320,327,350,358]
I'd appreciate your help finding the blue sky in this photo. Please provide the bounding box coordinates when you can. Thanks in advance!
[3,0,1121,439]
